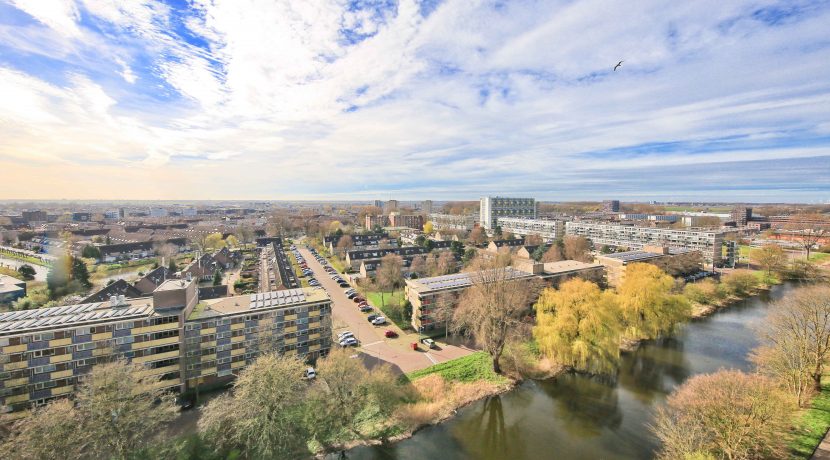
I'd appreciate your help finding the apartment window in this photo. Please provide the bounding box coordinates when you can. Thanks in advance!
[75,328,90,336]
[115,322,134,330]
[32,364,56,375]
[115,336,134,345]
[76,342,96,352]
[33,332,54,342]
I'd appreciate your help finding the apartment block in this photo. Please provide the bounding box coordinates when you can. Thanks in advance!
[0,279,331,413]
[388,212,424,229]
[565,221,724,264]
[730,207,753,227]
[480,197,537,230]
[496,217,564,242]
[405,268,536,332]
[428,213,478,231]
[602,200,621,213]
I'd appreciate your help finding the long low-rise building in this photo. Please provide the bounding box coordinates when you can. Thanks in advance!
[405,267,536,332]
[496,217,564,242]
[428,213,478,231]
[0,279,331,413]
[565,221,724,265]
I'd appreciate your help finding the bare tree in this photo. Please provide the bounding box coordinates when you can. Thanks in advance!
[468,227,487,246]
[751,243,787,276]
[435,251,456,276]
[563,236,592,262]
[335,235,353,260]
[757,285,830,392]
[786,213,829,260]
[432,292,456,339]
[376,254,403,307]
[409,255,426,277]
[651,370,795,460]
[452,260,540,374]
[523,233,544,246]
[541,244,563,263]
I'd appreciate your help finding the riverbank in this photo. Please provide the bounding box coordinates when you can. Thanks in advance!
[320,352,516,457]
[690,284,772,318]
[792,376,830,459]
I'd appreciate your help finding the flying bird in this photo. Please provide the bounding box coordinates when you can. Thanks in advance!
[614,60,623,71]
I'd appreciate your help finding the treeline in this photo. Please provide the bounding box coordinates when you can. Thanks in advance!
[0,349,467,460]
[652,285,830,459]
[532,263,691,374]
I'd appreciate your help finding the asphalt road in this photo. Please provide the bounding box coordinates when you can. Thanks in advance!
[298,247,472,373]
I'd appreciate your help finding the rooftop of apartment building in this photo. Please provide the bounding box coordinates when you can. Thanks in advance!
[187,287,328,320]
[0,283,327,336]
[406,267,536,294]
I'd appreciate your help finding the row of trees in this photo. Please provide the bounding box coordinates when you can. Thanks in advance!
[652,284,830,459]
[532,263,691,374]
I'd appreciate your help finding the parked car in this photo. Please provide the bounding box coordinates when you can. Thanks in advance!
[371,316,386,326]
[304,367,316,379]
[384,330,398,338]
[352,297,365,303]
[337,331,354,340]
[367,314,379,322]
[339,337,359,347]
[359,305,373,312]
[421,338,436,349]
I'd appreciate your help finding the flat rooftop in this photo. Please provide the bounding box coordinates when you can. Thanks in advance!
[188,287,329,320]
[0,275,25,294]
[406,267,535,294]
[155,278,194,291]
[542,260,603,275]
[598,248,692,264]
[0,297,155,336]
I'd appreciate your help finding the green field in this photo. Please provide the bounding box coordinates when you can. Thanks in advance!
[364,290,408,328]
[406,351,509,384]
[790,377,830,458]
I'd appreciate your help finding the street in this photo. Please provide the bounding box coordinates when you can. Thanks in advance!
[298,247,472,373]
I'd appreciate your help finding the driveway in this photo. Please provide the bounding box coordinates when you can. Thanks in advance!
[298,248,473,373]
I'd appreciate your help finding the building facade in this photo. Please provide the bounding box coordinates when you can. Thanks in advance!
[730,207,753,226]
[388,212,424,229]
[565,221,724,264]
[0,281,331,413]
[602,200,621,213]
[405,268,536,332]
[480,197,537,230]
[496,217,564,242]
[428,213,478,231]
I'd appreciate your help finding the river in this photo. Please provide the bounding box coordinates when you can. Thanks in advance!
[341,282,796,460]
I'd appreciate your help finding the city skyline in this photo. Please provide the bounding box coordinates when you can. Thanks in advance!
[1,0,829,201]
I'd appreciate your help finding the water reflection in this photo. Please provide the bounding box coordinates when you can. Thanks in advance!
[540,374,622,437]
[342,283,794,460]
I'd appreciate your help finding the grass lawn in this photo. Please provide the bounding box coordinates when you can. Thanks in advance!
[326,255,347,273]
[809,252,830,263]
[790,377,830,458]
[364,290,408,329]
[406,352,509,384]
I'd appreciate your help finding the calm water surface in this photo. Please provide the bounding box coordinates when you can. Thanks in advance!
[342,283,796,460]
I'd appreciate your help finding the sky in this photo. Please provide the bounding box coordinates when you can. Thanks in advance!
[0,0,829,202]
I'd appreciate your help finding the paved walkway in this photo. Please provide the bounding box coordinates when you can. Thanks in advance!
[812,430,830,459]
[299,248,472,373]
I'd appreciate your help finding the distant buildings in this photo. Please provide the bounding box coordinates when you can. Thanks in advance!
[602,200,621,213]
[496,217,564,242]
[730,207,753,226]
[0,280,331,413]
[422,200,433,215]
[384,200,398,213]
[388,212,424,229]
[365,215,389,229]
[596,246,703,286]
[21,210,47,223]
[429,213,478,231]
[565,221,724,264]
[480,197,537,230]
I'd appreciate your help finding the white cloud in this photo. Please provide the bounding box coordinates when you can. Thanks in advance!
[10,0,82,38]
[0,0,829,200]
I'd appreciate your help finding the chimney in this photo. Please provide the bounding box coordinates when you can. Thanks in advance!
[110,295,118,307]
[117,294,125,305]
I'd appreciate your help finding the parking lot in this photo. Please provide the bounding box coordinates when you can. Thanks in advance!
[297,247,473,373]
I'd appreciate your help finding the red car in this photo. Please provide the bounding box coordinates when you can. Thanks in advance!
[385,330,398,338]
[353,297,365,303]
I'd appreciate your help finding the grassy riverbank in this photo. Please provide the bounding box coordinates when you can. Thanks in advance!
[790,377,830,459]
